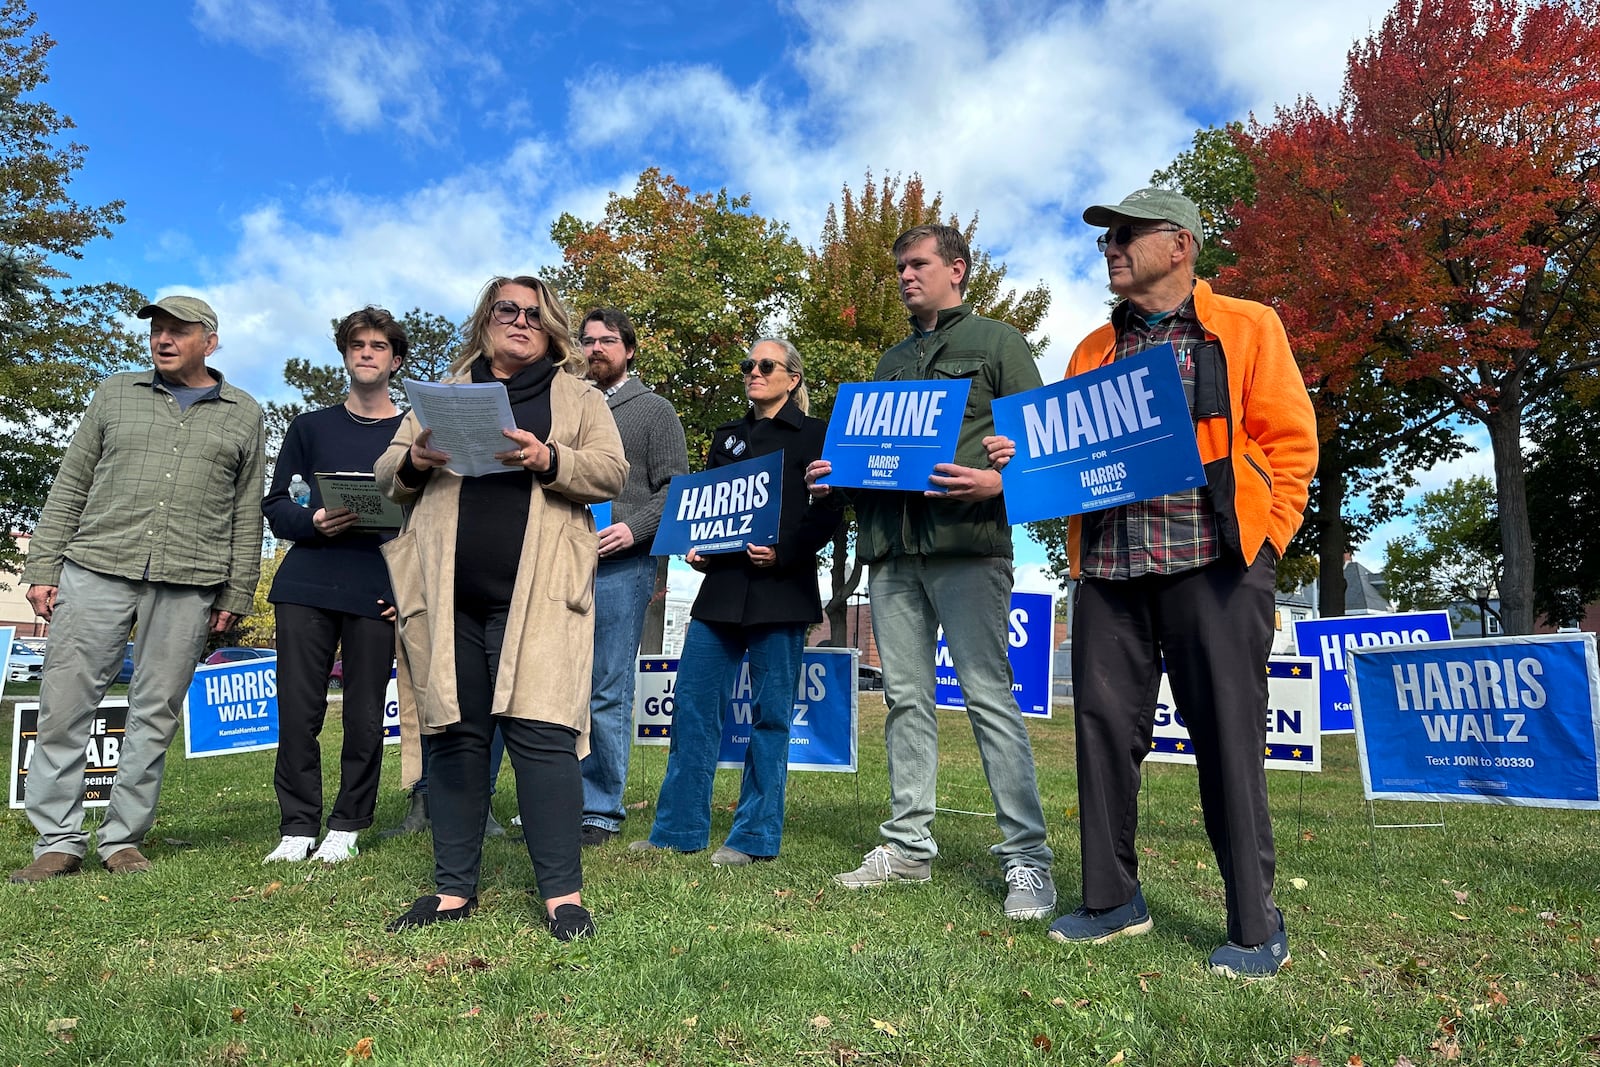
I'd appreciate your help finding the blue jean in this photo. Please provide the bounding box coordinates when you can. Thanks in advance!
[869,555,1052,870]
[648,619,805,856]
[581,554,657,831]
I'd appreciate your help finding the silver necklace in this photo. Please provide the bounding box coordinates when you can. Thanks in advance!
[344,405,392,425]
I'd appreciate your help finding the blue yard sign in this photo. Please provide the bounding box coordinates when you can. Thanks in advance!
[632,648,858,772]
[1349,633,1600,808]
[590,500,612,531]
[184,657,280,758]
[820,380,971,491]
[935,591,1055,718]
[1294,610,1453,733]
[991,343,1204,524]
[650,449,784,556]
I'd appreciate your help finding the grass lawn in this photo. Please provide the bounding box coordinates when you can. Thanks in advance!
[1,693,1597,1066]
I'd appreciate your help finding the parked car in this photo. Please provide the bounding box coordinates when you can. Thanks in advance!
[7,641,44,683]
[328,659,343,688]
[858,663,884,691]
[203,646,275,666]
[114,643,136,685]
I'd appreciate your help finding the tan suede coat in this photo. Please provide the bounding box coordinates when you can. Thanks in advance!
[377,369,628,787]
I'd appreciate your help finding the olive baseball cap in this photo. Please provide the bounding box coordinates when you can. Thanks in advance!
[1083,187,1204,248]
[136,295,218,332]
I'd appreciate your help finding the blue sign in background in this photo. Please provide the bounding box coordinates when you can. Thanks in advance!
[821,379,971,491]
[1294,610,1453,732]
[633,648,858,772]
[935,591,1055,718]
[991,344,1204,524]
[184,657,280,758]
[590,500,612,530]
[651,449,783,556]
[1349,633,1600,808]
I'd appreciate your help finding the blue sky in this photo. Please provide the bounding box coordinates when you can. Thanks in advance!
[39,0,1490,589]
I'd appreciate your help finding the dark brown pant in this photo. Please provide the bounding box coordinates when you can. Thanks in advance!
[1072,551,1280,947]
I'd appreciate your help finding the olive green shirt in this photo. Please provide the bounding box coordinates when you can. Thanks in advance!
[22,369,266,616]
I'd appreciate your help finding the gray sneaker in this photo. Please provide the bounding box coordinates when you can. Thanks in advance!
[834,845,931,889]
[1002,865,1057,920]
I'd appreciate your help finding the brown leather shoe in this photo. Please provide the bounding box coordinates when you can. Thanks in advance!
[102,847,152,874]
[9,852,84,883]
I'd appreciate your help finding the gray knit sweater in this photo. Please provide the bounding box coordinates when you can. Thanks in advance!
[604,376,689,558]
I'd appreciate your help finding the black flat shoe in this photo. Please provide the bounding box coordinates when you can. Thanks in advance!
[386,894,478,932]
[546,903,595,941]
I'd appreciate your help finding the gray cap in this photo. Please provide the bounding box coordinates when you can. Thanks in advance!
[1083,187,1204,248]
[136,295,218,332]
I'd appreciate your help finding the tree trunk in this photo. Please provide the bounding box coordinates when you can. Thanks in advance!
[1316,445,1348,618]
[639,556,670,654]
[822,522,862,646]
[1484,404,1534,634]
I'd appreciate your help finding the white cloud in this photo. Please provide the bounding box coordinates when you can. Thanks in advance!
[192,0,449,139]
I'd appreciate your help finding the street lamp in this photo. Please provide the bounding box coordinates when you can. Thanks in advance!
[1474,583,1501,636]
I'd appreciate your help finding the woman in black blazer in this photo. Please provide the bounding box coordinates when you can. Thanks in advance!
[632,338,841,864]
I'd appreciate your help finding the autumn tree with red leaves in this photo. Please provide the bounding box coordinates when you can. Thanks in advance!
[1224,0,1600,633]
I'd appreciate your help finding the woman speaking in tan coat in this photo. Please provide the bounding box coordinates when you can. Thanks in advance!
[376,275,626,939]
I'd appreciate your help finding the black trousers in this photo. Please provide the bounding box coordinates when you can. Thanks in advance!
[1072,551,1280,947]
[430,603,582,901]
[272,603,393,835]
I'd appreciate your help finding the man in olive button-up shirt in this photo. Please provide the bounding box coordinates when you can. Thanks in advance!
[11,295,265,883]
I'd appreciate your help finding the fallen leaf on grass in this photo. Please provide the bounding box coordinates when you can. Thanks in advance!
[682,1015,698,1029]
[1582,1032,1600,1046]
[1430,1035,1461,1060]
[46,1018,77,1034]
[423,954,450,973]
[1394,1057,1417,1067]
[850,940,864,954]
[345,1037,374,1060]
[810,1015,831,1030]
[1486,985,1509,1007]
[871,1018,899,1037]
[1328,1025,1352,1037]
[977,930,993,939]
[1290,1055,1321,1066]
[459,1006,481,1018]
[1196,860,1209,871]
[1032,1034,1053,1052]
[1018,988,1032,999]
[1108,1051,1126,1065]
[1289,877,1308,891]
[291,1004,304,1017]
[625,800,649,810]
[1347,1057,1363,1066]
[1452,890,1469,904]
[1300,830,1316,842]
[262,881,282,898]
[230,1007,245,1024]
[1506,904,1525,914]
[1450,912,1471,922]
[774,889,792,900]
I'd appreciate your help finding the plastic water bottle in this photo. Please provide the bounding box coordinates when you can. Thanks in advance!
[288,475,311,507]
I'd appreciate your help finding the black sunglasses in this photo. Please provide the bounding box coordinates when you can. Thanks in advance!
[490,300,543,327]
[1096,224,1184,253]
[739,357,784,377]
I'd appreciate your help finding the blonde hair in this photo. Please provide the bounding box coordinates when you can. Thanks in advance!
[449,275,581,378]
[750,337,808,414]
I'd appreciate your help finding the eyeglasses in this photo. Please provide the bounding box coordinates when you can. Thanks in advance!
[1096,224,1184,253]
[580,334,624,348]
[739,357,784,377]
[490,300,543,327]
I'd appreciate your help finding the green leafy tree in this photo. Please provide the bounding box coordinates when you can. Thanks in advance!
[793,171,1050,640]
[1381,475,1501,614]
[1525,377,1600,626]
[550,168,805,465]
[0,0,145,575]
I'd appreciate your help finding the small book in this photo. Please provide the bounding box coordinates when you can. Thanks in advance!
[313,472,405,530]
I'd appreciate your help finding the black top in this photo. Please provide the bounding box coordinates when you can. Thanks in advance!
[264,404,405,618]
[455,356,557,611]
[690,399,842,627]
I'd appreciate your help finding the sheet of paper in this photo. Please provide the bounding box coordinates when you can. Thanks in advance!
[401,379,519,478]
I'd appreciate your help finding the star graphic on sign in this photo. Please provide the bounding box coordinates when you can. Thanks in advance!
[1290,665,1303,675]
[1292,748,1303,758]
[1263,745,1273,756]
[1175,741,1186,752]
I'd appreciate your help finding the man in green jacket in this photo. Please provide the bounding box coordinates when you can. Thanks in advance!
[807,224,1055,920]
[11,295,264,883]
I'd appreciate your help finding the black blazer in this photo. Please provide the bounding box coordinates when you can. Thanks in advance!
[690,399,842,627]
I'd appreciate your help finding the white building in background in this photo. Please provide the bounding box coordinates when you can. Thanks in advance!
[661,597,694,657]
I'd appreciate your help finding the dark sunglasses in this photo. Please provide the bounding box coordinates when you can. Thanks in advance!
[739,357,784,377]
[490,300,543,327]
[1096,224,1184,253]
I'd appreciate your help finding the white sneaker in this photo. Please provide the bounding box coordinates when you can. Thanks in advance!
[263,835,316,864]
[311,829,360,864]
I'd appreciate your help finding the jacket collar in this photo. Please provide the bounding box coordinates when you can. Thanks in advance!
[604,375,649,408]
[909,302,971,337]
[747,396,807,430]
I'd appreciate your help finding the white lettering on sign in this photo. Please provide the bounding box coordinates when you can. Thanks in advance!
[1021,367,1158,454]
[844,389,950,438]
[676,471,772,522]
